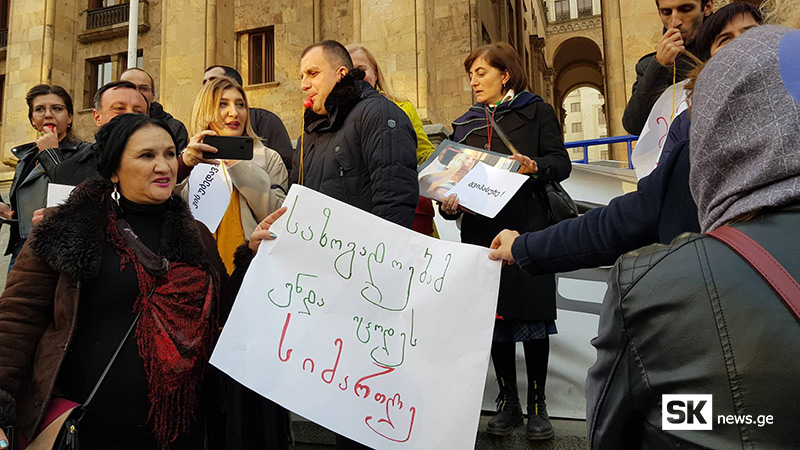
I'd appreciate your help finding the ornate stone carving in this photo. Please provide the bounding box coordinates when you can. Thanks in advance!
[547,17,602,35]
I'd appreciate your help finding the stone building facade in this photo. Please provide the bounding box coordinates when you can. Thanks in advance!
[0,0,753,172]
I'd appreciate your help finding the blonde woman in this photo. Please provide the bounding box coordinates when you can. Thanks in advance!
[180,77,288,273]
[346,44,439,237]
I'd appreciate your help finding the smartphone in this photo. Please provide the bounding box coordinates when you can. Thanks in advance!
[202,135,254,160]
[4,425,14,450]
[0,217,17,224]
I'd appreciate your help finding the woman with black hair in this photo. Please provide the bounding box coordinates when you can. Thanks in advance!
[0,114,227,449]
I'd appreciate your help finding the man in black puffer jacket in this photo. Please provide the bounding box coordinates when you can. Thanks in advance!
[293,40,418,450]
[292,40,418,229]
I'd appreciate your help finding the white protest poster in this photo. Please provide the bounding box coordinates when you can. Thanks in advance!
[46,183,75,207]
[211,185,501,450]
[632,79,690,179]
[187,163,232,232]
[444,161,528,218]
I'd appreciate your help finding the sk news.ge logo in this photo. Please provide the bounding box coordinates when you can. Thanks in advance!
[662,395,713,430]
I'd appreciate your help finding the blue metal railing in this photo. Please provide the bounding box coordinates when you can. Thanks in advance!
[564,135,639,170]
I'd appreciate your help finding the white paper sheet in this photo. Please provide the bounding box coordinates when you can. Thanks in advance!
[444,162,528,218]
[211,185,501,450]
[46,183,75,207]
[187,163,232,232]
[632,79,690,179]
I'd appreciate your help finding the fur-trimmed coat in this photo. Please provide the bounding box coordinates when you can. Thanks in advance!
[290,69,419,228]
[0,179,227,439]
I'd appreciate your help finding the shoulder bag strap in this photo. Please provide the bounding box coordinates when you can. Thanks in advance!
[707,226,800,321]
[486,106,521,155]
[82,310,142,409]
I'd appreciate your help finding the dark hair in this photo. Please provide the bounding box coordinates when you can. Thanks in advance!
[205,65,243,85]
[93,80,143,111]
[301,40,354,71]
[694,2,763,61]
[463,42,528,94]
[95,113,177,179]
[655,0,711,8]
[26,85,76,140]
[121,67,155,91]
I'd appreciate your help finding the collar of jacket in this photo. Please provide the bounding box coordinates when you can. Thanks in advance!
[451,91,543,142]
[29,178,207,280]
[304,68,375,133]
[149,101,174,121]
[11,138,84,161]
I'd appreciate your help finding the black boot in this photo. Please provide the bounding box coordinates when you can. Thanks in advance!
[486,378,524,436]
[526,381,554,440]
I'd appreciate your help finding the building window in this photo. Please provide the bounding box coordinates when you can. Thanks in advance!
[571,122,583,133]
[0,0,9,29]
[0,75,5,122]
[117,48,143,70]
[570,102,581,113]
[598,109,606,125]
[86,56,113,108]
[248,27,275,85]
[89,0,129,9]
[555,0,570,21]
[578,0,593,17]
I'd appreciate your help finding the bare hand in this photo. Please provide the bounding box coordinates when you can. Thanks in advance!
[510,154,538,175]
[441,194,460,215]
[249,206,288,254]
[36,125,60,152]
[656,28,685,67]
[32,208,45,226]
[488,229,520,265]
[182,130,220,167]
[0,203,13,220]
[0,426,8,449]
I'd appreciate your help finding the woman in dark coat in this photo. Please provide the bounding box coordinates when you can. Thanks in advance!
[441,42,571,441]
[0,114,226,449]
[2,85,93,267]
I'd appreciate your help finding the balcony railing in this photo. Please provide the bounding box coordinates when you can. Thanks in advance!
[0,28,7,48]
[555,10,570,21]
[566,135,639,170]
[86,3,130,30]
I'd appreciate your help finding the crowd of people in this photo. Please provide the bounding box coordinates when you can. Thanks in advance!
[0,0,797,449]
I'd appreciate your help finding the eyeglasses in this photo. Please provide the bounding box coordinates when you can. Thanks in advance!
[32,105,68,116]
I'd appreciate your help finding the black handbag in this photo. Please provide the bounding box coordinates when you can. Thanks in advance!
[486,106,578,224]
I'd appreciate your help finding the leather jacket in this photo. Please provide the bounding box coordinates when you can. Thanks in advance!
[586,206,800,449]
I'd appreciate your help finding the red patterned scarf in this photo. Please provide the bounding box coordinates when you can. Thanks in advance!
[106,206,218,449]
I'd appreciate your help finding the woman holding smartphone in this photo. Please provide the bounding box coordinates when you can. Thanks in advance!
[177,76,291,450]
[180,77,288,274]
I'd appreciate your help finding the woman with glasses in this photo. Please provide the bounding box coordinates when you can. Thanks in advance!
[2,85,92,266]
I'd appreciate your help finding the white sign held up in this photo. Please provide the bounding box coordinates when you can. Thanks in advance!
[445,162,528,218]
[46,183,75,207]
[632,79,690,179]
[187,163,232,232]
[211,185,501,449]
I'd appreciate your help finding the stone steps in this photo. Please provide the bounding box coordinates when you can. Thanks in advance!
[289,414,587,450]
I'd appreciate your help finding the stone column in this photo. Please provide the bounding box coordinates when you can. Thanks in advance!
[600,0,628,161]
[160,0,233,128]
[2,0,49,159]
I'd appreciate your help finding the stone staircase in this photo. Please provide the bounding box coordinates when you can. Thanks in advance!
[289,414,587,450]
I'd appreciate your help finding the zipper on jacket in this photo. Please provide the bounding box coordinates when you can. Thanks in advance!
[339,165,350,200]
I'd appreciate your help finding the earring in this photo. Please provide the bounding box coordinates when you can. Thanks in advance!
[111,183,121,206]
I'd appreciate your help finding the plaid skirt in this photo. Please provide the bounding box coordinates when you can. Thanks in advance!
[492,319,557,342]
